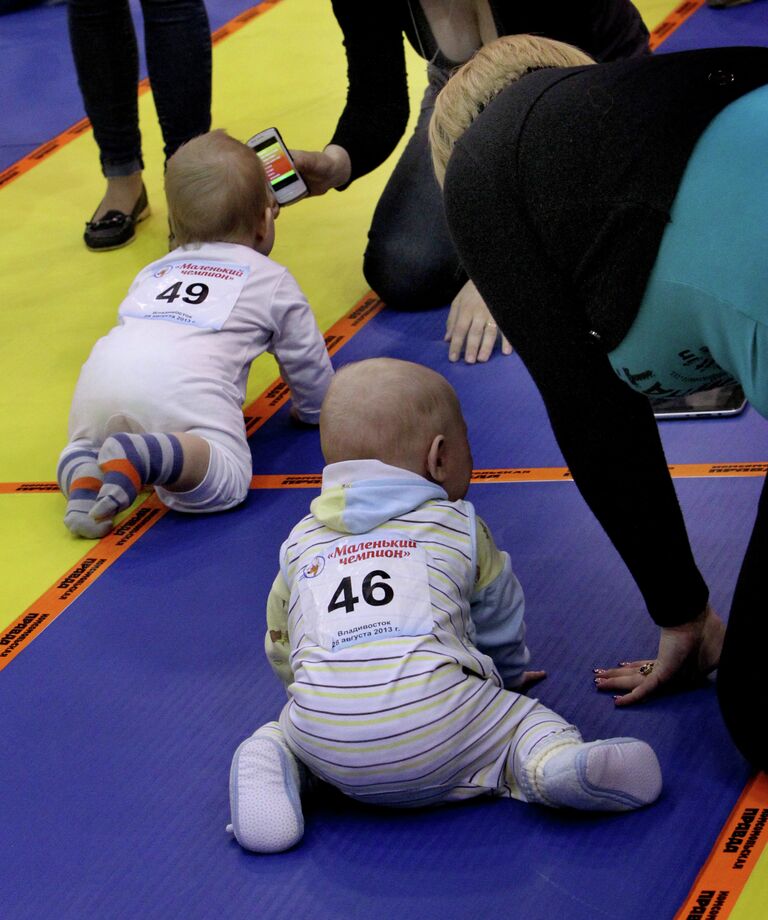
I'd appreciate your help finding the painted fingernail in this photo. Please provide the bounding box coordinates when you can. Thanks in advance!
[594,677,603,686]
[618,661,629,667]
[592,668,604,674]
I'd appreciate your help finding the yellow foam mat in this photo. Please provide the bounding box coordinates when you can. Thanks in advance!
[639,0,682,26]
[0,0,425,630]
[0,494,84,617]
[733,871,768,920]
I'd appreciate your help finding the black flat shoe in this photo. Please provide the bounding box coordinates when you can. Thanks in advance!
[84,184,150,251]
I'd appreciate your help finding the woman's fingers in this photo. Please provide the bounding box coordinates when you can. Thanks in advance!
[446,280,513,363]
[594,660,661,704]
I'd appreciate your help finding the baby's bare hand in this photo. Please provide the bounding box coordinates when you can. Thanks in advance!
[516,670,547,692]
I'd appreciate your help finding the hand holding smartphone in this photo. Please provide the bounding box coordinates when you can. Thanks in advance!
[247,127,308,205]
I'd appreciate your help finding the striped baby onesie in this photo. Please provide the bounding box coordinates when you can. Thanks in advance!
[266,460,543,808]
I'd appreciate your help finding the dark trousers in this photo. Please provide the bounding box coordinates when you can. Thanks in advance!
[67,0,211,177]
[363,65,465,311]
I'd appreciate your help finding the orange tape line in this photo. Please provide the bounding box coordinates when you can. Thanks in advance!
[1,482,62,494]
[649,0,706,52]
[0,0,284,191]
[472,462,768,483]
[469,463,768,484]
[674,772,768,920]
[247,463,767,489]
[4,460,767,494]
[250,474,323,490]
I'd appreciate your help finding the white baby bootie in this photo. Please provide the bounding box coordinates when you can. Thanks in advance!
[536,737,662,811]
[227,722,306,853]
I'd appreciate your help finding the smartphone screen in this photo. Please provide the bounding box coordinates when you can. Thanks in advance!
[651,384,747,420]
[249,133,305,199]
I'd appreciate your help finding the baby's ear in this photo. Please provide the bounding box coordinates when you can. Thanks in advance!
[254,207,269,239]
[426,434,446,484]
[253,204,274,252]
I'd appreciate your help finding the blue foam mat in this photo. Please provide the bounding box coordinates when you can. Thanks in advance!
[2,300,764,919]
[0,468,757,919]
[660,0,768,54]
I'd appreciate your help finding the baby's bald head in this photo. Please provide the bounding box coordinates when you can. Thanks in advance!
[165,129,269,247]
[321,358,465,473]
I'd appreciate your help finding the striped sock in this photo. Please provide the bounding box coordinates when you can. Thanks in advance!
[57,444,112,538]
[92,432,184,521]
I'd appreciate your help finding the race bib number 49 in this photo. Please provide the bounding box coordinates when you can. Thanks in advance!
[297,543,434,651]
[119,259,250,329]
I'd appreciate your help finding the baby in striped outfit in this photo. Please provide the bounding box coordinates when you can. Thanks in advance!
[228,358,662,853]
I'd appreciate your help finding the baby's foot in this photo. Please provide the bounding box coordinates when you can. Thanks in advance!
[536,738,662,811]
[64,503,113,539]
[227,722,305,853]
[92,432,183,521]
[58,447,113,538]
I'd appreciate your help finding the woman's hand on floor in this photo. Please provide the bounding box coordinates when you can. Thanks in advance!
[593,604,726,705]
[445,279,513,364]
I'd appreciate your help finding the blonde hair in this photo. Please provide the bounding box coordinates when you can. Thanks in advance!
[165,130,269,246]
[429,34,595,186]
[320,358,464,470]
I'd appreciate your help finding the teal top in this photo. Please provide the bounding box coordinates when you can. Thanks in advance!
[608,85,768,417]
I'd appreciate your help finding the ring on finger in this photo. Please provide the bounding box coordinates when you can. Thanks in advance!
[639,661,655,676]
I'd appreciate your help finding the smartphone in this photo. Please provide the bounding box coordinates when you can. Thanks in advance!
[246,127,308,205]
[651,383,747,420]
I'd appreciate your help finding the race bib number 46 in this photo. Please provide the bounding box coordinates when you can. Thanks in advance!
[297,543,434,651]
[119,259,250,329]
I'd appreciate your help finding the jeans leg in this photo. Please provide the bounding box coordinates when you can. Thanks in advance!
[363,66,466,311]
[67,0,143,177]
[717,474,768,770]
[140,0,212,164]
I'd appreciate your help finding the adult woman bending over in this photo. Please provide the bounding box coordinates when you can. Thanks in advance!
[430,35,768,768]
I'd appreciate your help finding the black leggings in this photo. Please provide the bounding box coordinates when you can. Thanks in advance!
[67,0,211,176]
[362,66,465,311]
